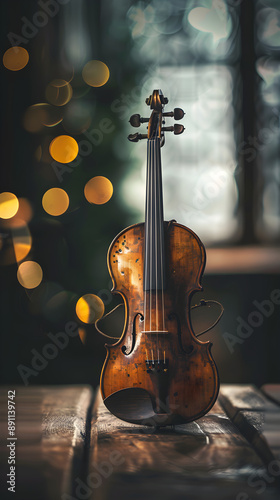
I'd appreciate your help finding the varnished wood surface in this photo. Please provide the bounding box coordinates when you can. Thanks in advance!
[1,384,279,500]
[0,385,93,500]
[89,387,280,500]
[100,222,219,425]
[220,384,280,465]
[262,384,280,405]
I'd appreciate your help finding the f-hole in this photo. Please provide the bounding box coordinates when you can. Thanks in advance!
[122,312,144,355]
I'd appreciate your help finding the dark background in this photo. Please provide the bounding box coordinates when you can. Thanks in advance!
[0,0,280,390]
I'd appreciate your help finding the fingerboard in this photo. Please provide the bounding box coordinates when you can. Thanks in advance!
[143,138,166,291]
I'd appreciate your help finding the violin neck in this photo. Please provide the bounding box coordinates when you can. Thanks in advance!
[143,138,166,291]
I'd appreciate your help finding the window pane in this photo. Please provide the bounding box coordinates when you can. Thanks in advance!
[255,2,280,241]
[122,64,240,244]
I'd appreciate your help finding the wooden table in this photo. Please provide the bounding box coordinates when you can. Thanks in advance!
[0,385,279,500]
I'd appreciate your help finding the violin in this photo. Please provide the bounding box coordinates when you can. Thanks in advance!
[98,89,219,427]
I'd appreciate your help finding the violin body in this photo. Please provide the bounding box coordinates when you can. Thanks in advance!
[100,221,219,426]
[99,89,219,426]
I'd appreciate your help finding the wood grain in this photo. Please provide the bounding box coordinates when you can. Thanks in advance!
[88,388,279,500]
[1,385,279,500]
[262,384,280,406]
[220,384,280,465]
[0,385,93,500]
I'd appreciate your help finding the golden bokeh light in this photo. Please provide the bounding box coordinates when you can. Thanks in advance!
[3,47,29,71]
[42,188,69,216]
[16,198,33,223]
[34,146,42,161]
[76,294,105,324]
[23,105,48,133]
[78,327,87,345]
[23,104,63,133]
[17,261,43,289]
[0,192,19,219]
[13,225,32,263]
[0,220,32,266]
[84,176,113,205]
[82,60,110,87]
[49,135,79,163]
[46,79,73,106]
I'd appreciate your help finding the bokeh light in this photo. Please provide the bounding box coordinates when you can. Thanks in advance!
[0,220,32,266]
[23,104,63,132]
[257,8,280,48]
[17,261,43,289]
[3,47,29,71]
[78,327,87,345]
[0,192,19,219]
[46,79,73,106]
[23,105,48,133]
[76,294,105,324]
[16,198,33,223]
[69,74,91,100]
[13,227,32,262]
[84,176,113,205]
[82,60,110,87]
[43,289,77,323]
[42,188,69,216]
[188,4,231,43]
[49,135,79,163]
[63,101,92,134]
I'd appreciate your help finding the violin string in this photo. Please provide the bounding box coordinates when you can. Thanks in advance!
[149,139,153,344]
[159,138,165,334]
[144,139,150,357]
[154,138,159,362]
[157,137,165,364]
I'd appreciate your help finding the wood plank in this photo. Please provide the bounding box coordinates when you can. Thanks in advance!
[262,384,280,406]
[86,390,279,500]
[220,385,280,468]
[42,385,94,500]
[0,385,94,500]
[219,384,279,419]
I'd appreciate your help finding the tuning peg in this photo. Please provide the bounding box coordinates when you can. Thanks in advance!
[162,124,185,135]
[129,114,149,127]
[174,124,185,134]
[174,108,185,120]
[146,96,152,106]
[162,108,185,120]
[128,133,148,142]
